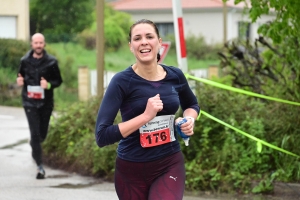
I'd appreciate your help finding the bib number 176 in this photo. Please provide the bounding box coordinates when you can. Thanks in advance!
[140,128,171,148]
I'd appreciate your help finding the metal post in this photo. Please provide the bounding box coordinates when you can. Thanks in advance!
[96,0,105,98]
[172,0,188,73]
[223,1,228,44]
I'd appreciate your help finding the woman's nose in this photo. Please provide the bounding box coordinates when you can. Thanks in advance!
[141,37,148,45]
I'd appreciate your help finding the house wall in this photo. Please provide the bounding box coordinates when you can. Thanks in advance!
[0,0,30,41]
[128,9,225,44]
[121,8,274,44]
[228,9,275,42]
[184,9,224,44]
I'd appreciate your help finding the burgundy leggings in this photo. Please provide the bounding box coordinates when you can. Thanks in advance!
[114,151,185,200]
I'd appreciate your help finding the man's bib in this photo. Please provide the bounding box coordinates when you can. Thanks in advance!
[139,115,176,148]
[27,85,44,99]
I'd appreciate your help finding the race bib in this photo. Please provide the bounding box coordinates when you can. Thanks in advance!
[139,115,176,148]
[27,85,44,99]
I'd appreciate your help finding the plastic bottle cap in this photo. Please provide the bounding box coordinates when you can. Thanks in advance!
[183,138,190,146]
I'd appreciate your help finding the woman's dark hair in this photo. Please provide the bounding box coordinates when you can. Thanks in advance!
[129,19,161,62]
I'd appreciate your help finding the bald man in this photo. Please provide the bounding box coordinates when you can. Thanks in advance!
[17,33,63,179]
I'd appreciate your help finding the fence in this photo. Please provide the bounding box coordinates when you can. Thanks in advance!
[78,66,219,101]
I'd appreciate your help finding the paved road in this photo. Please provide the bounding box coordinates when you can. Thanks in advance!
[0,106,217,200]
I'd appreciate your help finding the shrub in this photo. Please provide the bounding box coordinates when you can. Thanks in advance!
[182,80,300,193]
[218,37,300,101]
[76,30,96,50]
[0,67,22,107]
[185,34,222,60]
[104,18,127,51]
[43,96,120,179]
[0,39,29,71]
[0,39,29,106]
[163,34,222,61]
[76,4,132,51]
[76,19,127,51]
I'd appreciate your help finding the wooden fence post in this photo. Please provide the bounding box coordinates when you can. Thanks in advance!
[78,66,90,101]
[208,65,219,79]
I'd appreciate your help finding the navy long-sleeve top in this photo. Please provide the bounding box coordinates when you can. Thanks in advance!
[95,65,200,162]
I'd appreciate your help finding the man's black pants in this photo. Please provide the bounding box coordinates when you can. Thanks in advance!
[24,103,53,166]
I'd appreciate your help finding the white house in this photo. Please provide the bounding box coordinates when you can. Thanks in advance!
[0,0,30,40]
[110,0,274,44]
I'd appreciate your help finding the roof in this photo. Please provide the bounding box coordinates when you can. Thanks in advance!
[110,0,245,11]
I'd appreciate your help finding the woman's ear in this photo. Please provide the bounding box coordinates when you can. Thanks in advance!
[129,42,133,52]
[159,38,162,47]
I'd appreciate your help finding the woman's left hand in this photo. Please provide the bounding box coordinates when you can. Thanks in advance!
[175,117,195,136]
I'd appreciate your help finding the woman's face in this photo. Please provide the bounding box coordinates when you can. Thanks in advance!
[129,23,162,64]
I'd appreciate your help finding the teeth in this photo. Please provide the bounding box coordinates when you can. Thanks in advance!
[141,49,150,53]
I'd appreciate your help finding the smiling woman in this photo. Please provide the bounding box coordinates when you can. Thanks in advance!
[94,19,200,200]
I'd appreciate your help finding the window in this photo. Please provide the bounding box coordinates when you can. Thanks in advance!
[155,23,174,38]
[238,21,251,40]
[0,16,17,39]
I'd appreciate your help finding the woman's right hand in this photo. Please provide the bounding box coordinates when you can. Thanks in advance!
[143,94,163,120]
[16,73,24,86]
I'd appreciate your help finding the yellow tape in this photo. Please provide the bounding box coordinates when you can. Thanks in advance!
[200,110,299,157]
[257,141,263,153]
[185,74,300,106]
[185,73,299,157]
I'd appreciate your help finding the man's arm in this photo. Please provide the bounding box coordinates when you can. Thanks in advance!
[16,62,24,86]
[47,60,63,89]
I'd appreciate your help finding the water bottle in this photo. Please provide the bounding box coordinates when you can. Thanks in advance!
[176,118,190,146]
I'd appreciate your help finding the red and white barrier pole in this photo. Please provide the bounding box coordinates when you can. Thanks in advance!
[172,0,188,73]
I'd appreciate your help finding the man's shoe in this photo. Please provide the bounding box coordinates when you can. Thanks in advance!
[36,166,45,179]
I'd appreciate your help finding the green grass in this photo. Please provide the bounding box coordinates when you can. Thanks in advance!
[47,42,218,72]
[0,67,16,85]
[54,87,79,111]
[47,43,97,69]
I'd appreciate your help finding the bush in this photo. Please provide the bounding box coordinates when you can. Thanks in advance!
[76,19,127,51]
[218,37,300,101]
[104,18,127,51]
[76,30,96,50]
[163,34,222,61]
[0,67,22,107]
[43,96,119,179]
[0,39,29,106]
[76,4,132,51]
[43,33,76,43]
[0,39,29,71]
[182,80,300,193]
[185,34,222,60]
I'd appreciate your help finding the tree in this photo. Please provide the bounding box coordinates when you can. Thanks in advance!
[30,0,94,42]
[77,3,132,50]
[221,0,300,100]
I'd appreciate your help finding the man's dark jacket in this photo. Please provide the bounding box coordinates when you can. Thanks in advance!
[18,50,63,108]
